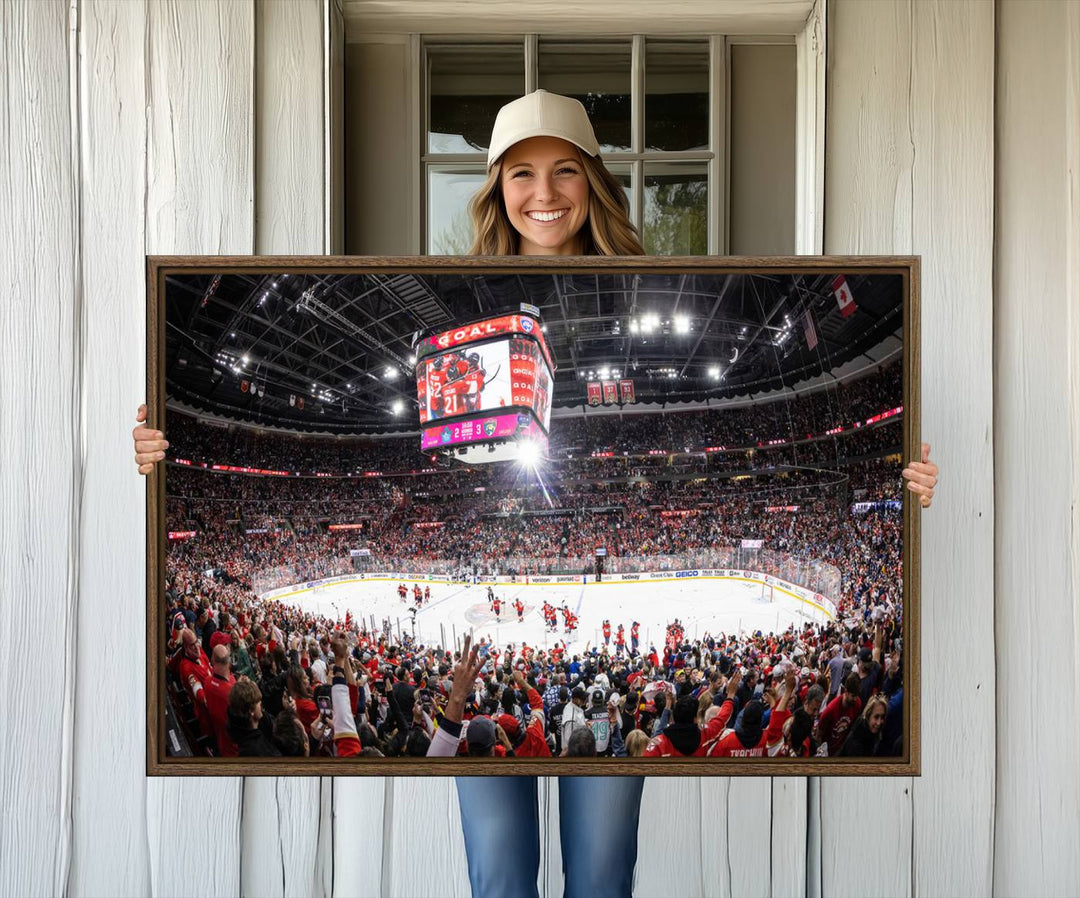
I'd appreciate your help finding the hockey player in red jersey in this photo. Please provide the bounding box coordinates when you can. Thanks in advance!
[514,598,524,622]
[427,356,449,419]
[566,612,578,636]
[440,366,471,417]
[492,597,502,621]
[462,352,486,413]
[602,619,611,646]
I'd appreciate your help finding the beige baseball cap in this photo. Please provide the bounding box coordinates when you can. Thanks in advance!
[486,90,601,169]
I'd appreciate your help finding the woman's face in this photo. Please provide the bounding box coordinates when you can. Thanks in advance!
[499,136,590,255]
[868,704,886,734]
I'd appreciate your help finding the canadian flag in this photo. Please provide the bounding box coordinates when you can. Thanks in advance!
[832,275,857,318]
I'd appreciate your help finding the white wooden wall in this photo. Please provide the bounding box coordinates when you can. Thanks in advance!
[1,1,1077,897]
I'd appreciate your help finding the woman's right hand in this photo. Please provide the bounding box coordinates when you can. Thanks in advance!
[133,403,168,474]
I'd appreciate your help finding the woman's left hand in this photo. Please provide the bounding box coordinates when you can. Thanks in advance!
[902,442,938,508]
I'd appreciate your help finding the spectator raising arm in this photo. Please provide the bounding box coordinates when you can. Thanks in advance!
[329,637,361,757]
[427,635,484,757]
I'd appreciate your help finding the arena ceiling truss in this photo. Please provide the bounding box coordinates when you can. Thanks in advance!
[164,270,902,434]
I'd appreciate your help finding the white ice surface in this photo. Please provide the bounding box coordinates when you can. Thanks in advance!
[287,576,830,656]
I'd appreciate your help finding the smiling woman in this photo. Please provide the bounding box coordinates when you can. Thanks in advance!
[466,90,644,256]
[500,137,591,255]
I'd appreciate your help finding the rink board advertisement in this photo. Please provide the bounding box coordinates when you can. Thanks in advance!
[148,256,921,778]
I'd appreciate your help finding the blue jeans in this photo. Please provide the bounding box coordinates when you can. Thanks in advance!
[455,776,645,898]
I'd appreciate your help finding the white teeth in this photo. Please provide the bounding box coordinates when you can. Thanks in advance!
[527,209,567,222]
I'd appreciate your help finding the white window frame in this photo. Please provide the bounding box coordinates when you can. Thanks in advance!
[412,1,825,256]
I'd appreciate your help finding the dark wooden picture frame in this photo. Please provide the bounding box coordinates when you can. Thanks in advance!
[147,255,920,777]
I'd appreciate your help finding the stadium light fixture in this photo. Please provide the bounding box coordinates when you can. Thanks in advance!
[241,355,249,365]
[518,440,541,468]
[385,366,399,381]
[708,366,720,379]
[629,320,639,334]
[391,399,404,414]
[674,315,691,334]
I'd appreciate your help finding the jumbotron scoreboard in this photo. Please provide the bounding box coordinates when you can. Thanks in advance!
[414,307,554,464]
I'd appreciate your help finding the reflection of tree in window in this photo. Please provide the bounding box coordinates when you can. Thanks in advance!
[429,96,509,151]
[436,214,474,256]
[557,93,631,153]
[644,93,709,152]
[427,45,524,153]
[644,175,707,256]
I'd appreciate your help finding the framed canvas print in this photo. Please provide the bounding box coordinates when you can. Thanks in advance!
[146,256,920,776]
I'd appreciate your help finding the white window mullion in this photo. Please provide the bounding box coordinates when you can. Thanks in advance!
[708,35,726,256]
[525,34,538,93]
[722,36,733,255]
[631,34,645,233]
[410,34,423,254]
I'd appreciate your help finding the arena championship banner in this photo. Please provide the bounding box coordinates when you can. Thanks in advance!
[146,256,921,778]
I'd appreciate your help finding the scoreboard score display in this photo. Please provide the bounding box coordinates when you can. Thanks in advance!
[415,311,554,464]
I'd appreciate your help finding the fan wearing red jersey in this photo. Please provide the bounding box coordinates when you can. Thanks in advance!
[815,672,864,756]
[203,644,238,756]
[643,680,733,758]
[169,628,213,734]
[707,669,794,758]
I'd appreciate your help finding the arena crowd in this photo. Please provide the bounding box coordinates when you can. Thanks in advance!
[164,369,905,764]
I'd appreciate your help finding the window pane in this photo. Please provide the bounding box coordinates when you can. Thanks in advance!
[428,44,524,154]
[643,163,707,255]
[645,40,709,152]
[604,163,634,222]
[428,167,487,254]
[538,41,632,153]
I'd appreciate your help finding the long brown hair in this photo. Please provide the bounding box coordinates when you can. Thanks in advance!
[468,150,645,256]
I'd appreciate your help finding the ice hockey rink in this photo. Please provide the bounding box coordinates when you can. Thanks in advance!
[274,575,834,656]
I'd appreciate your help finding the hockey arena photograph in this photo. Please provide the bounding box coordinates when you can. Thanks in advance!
[148,257,920,775]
